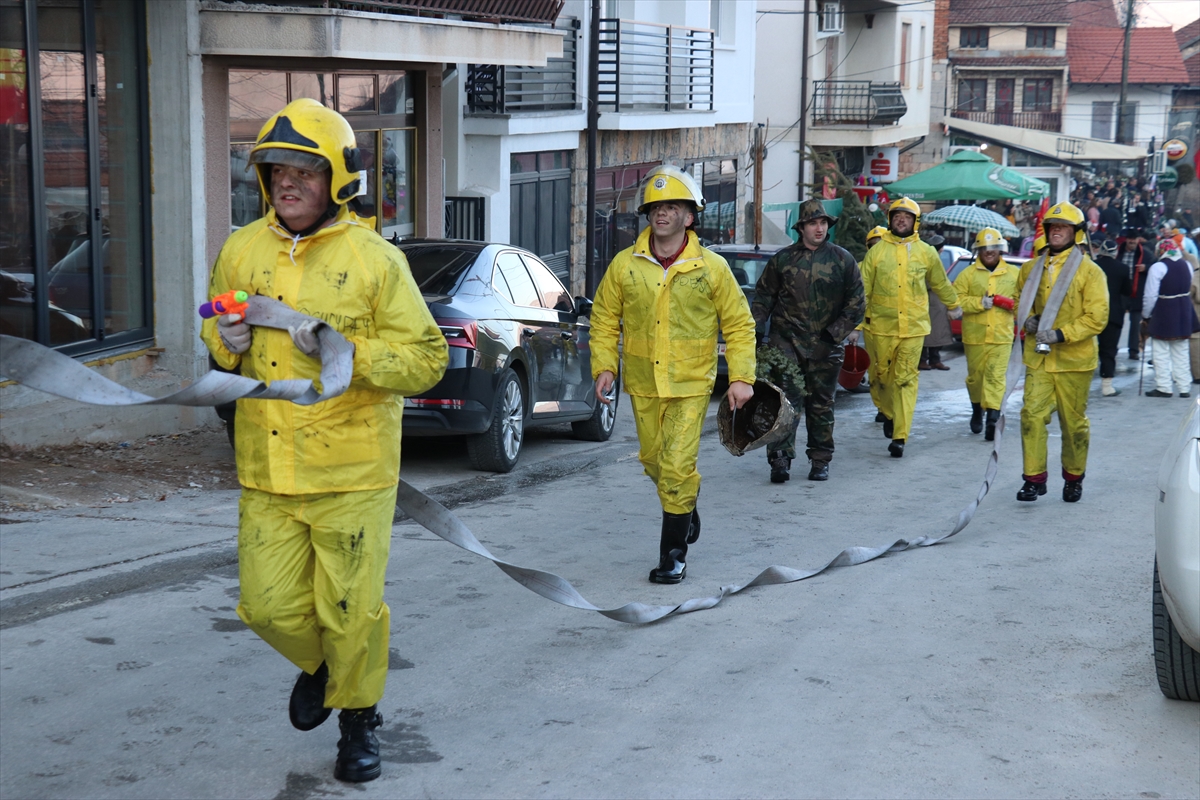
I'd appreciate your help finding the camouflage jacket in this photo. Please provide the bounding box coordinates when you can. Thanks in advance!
[751,239,865,360]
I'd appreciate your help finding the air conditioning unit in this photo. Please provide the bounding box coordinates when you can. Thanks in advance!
[818,2,844,34]
[1151,150,1168,175]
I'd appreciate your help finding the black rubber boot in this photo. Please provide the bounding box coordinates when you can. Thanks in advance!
[984,409,999,441]
[882,417,894,439]
[970,403,983,434]
[686,507,701,544]
[1017,480,1047,501]
[649,511,690,584]
[289,661,331,731]
[1063,477,1084,503]
[888,439,905,458]
[875,411,886,423]
[334,706,383,783]
[768,452,791,483]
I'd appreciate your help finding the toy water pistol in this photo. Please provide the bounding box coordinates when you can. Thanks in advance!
[199,290,250,320]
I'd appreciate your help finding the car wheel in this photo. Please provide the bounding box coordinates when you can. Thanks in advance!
[467,369,524,473]
[572,386,618,442]
[1153,560,1200,701]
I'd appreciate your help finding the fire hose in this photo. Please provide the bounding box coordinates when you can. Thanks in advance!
[0,260,1071,624]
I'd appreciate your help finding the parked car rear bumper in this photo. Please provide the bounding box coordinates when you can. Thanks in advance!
[402,352,498,436]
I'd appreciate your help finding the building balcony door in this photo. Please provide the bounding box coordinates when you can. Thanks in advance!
[995,79,1014,127]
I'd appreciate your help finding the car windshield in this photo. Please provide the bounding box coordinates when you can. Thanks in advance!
[403,246,482,295]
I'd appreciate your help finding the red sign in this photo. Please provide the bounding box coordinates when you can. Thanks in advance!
[1163,139,1188,161]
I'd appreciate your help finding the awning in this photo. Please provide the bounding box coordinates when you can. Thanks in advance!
[945,117,1148,165]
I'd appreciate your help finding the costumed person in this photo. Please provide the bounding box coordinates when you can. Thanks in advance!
[858,197,962,458]
[1092,238,1132,396]
[589,165,756,584]
[200,99,448,783]
[751,198,864,483]
[951,228,1018,440]
[1118,228,1150,359]
[919,233,953,371]
[1141,238,1200,398]
[1015,202,1108,503]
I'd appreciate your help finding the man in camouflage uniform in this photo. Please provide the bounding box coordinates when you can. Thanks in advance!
[751,199,865,482]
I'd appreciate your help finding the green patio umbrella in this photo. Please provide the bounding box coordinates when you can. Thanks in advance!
[885,150,1050,201]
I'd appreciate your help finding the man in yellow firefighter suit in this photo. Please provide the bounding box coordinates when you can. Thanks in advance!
[1015,202,1108,503]
[858,197,962,457]
[590,165,757,584]
[953,228,1019,441]
[200,99,448,783]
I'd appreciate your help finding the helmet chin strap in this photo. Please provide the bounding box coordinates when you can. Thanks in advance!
[278,201,340,238]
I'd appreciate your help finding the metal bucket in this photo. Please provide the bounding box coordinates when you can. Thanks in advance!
[838,344,870,391]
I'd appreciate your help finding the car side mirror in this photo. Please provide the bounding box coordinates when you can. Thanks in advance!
[574,296,593,317]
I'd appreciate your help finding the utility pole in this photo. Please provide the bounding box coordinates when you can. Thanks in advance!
[585,0,600,296]
[753,124,763,249]
[1116,0,1134,144]
[798,0,810,202]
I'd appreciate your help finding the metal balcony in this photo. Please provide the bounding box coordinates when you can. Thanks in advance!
[467,22,578,114]
[226,0,565,24]
[811,81,907,126]
[596,19,714,112]
[950,109,1061,132]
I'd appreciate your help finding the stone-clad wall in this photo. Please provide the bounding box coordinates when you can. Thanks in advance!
[568,123,751,296]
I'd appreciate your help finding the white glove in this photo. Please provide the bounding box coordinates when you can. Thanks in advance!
[218,313,251,355]
[947,306,963,320]
[981,296,994,310]
[287,318,324,357]
[1024,314,1041,334]
[1035,328,1064,345]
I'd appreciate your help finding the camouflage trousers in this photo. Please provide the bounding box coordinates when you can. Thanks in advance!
[764,354,842,464]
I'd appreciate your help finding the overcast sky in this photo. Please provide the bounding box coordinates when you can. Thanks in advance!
[1137,0,1200,30]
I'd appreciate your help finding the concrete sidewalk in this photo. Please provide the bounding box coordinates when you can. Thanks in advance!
[2,355,1198,799]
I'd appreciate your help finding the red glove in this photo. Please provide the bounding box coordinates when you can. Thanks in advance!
[992,295,1014,311]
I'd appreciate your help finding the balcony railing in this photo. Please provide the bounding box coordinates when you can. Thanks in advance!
[950,109,1061,131]
[811,81,907,126]
[597,19,713,112]
[467,22,578,114]
[233,0,565,24]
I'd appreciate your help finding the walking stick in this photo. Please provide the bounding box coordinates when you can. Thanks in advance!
[1138,329,1146,396]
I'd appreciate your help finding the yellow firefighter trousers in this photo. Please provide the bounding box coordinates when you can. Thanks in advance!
[236,485,396,709]
[629,394,710,514]
[864,334,924,441]
[1020,367,1092,479]
[964,342,1012,410]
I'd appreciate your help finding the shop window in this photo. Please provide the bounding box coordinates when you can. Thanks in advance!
[0,0,151,353]
[228,70,416,239]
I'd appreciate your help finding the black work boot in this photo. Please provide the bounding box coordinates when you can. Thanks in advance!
[686,507,701,544]
[875,411,886,423]
[1063,477,1084,503]
[649,511,690,584]
[970,403,983,434]
[289,661,331,731]
[1017,480,1047,501]
[334,706,383,783]
[882,417,894,439]
[769,452,791,483]
[984,409,1000,441]
[888,439,905,458]
[808,462,830,481]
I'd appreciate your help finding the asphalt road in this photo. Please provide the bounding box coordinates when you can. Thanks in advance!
[1,351,1198,799]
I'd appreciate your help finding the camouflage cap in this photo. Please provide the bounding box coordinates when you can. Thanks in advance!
[794,198,838,228]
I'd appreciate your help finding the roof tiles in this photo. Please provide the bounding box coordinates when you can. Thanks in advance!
[1067,27,1190,84]
[949,0,1069,26]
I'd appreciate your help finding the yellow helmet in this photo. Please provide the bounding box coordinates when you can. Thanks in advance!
[888,197,921,221]
[249,99,364,206]
[973,227,1008,252]
[1033,234,1047,253]
[866,225,888,242]
[637,165,706,215]
[1041,201,1087,245]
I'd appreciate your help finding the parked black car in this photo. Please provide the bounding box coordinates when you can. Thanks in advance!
[398,240,617,472]
[706,243,784,378]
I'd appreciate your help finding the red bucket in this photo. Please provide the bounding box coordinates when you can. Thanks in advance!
[838,344,870,390]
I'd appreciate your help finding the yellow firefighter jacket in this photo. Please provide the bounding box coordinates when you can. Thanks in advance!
[953,259,1020,345]
[1016,247,1109,373]
[201,206,448,495]
[859,230,960,338]
[590,228,756,397]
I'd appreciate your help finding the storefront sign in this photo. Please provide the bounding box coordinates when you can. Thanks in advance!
[1162,139,1188,161]
[868,147,899,182]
